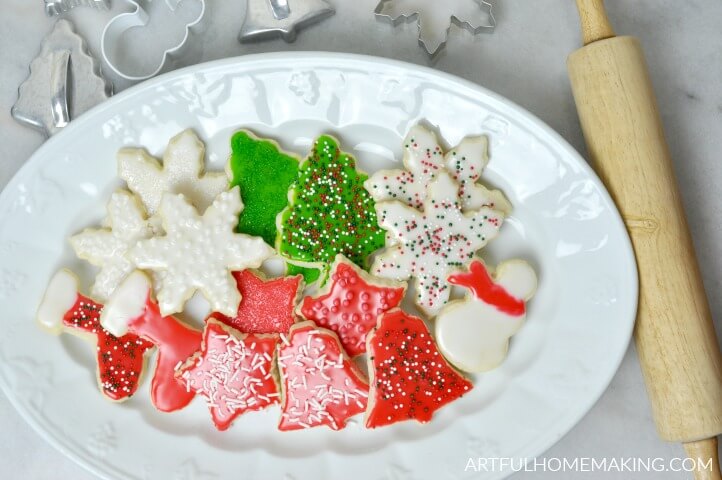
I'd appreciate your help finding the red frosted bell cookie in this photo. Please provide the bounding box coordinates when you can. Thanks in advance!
[100,270,202,413]
[208,270,303,334]
[37,270,154,402]
[277,321,369,431]
[365,309,473,428]
[177,319,279,431]
[299,255,406,356]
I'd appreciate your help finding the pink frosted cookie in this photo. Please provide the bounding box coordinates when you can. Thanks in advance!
[365,309,473,428]
[37,270,154,402]
[177,319,279,431]
[298,255,406,356]
[436,259,537,372]
[208,270,303,335]
[101,270,202,413]
[277,321,369,431]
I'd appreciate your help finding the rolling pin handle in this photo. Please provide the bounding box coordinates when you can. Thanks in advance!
[575,0,616,45]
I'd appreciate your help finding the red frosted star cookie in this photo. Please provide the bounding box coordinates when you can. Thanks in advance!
[100,270,202,413]
[299,255,406,356]
[277,321,369,431]
[177,319,280,431]
[365,309,473,428]
[37,270,154,402]
[208,270,302,334]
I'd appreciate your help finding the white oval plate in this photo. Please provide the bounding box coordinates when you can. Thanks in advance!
[0,53,637,480]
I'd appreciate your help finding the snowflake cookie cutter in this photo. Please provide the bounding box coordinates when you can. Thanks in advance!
[45,0,110,16]
[101,0,208,82]
[374,0,496,58]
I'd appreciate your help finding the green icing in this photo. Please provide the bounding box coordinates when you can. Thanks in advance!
[278,135,386,281]
[229,130,299,246]
[286,263,321,284]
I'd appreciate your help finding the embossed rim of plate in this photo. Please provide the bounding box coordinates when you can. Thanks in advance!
[0,52,638,480]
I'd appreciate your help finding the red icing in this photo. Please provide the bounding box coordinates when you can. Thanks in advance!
[277,322,369,431]
[448,260,525,316]
[177,320,279,431]
[365,309,473,428]
[300,261,404,356]
[126,293,202,412]
[62,295,153,402]
[209,270,301,334]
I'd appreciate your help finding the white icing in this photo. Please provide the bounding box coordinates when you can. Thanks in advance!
[70,190,154,301]
[435,260,537,373]
[100,270,151,337]
[365,125,511,214]
[37,269,78,333]
[128,186,274,316]
[118,129,228,216]
[372,171,504,316]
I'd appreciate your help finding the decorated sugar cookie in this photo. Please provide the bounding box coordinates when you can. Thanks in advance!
[365,125,511,214]
[277,321,369,431]
[177,319,280,431]
[37,270,154,402]
[365,309,473,428]
[372,171,505,316]
[277,135,386,284]
[118,129,228,216]
[128,187,274,316]
[228,130,300,246]
[70,190,154,301]
[435,259,537,373]
[299,255,406,356]
[101,270,202,413]
[208,270,303,335]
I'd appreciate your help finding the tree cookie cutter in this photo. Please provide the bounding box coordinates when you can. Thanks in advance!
[239,0,335,43]
[45,0,110,16]
[374,0,496,58]
[12,19,112,137]
[101,0,208,81]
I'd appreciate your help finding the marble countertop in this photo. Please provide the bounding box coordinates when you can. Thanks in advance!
[1,1,721,479]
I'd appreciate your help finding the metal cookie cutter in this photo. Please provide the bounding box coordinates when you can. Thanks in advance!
[239,0,335,43]
[101,0,208,82]
[45,0,110,16]
[374,0,495,58]
[12,19,112,137]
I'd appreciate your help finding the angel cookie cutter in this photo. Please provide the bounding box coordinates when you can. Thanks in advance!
[101,0,208,81]
[374,0,496,58]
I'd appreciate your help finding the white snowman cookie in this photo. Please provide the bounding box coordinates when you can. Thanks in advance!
[435,259,537,373]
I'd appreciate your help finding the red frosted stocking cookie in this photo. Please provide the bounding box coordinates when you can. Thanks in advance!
[208,270,303,334]
[176,319,280,431]
[37,270,154,402]
[365,309,473,428]
[100,270,202,412]
[277,321,369,431]
[298,255,406,356]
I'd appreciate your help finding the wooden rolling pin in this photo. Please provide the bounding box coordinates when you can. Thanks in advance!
[567,1,722,478]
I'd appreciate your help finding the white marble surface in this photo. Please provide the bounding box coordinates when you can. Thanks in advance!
[1,1,721,479]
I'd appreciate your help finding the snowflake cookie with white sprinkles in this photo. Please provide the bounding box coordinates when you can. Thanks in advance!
[177,319,280,431]
[37,270,154,402]
[277,321,369,431]
[365,309,473,428]
[277,135,386,284]
[372,171,505,316]
[365,124,511,215]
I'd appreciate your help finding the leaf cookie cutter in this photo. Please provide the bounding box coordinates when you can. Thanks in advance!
[45,0,110,16]
[374,0,496,58]
[101,0,208,81]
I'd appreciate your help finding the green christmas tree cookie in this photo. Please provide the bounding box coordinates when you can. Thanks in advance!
[277,135,386,284]
[228,130,299,246]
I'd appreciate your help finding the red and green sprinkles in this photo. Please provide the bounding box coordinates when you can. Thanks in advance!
[277,135,385,283]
